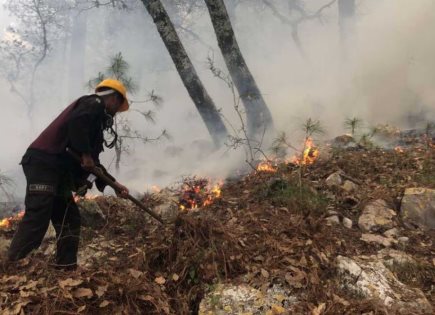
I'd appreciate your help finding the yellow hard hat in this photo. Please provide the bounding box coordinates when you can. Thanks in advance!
[95,79,129,112]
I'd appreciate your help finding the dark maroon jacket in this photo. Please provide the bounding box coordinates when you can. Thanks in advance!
[29,95,105,156]
[25,95,115,191]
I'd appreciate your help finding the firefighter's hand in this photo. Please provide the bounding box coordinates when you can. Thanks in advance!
[115,182,129,199]
[81,154,95,171]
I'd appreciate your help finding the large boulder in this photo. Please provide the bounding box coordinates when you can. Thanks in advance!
[358,200,396,232]
[336,255,432,314]
[401,188,435,230]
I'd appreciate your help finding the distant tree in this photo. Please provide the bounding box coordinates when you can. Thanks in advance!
[88,52,168,171]
[262,0,337,58]
[1,0,70,116]
[204,0,274,140]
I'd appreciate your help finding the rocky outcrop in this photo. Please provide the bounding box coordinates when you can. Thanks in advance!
[401,188,435,230]
[336,255,432,314]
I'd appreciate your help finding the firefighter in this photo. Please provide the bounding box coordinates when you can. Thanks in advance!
[7,79,129,270]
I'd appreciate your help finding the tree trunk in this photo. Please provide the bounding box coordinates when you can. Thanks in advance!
[204,0,274,139]
[141,0,228,147]
[338,0,355,54]
[68,10,88,100]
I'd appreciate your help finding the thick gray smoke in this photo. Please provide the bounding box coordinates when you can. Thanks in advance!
[0,0,434,199]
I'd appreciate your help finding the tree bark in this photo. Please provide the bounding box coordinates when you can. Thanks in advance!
[141,0,228,147]
[204,0,273,139]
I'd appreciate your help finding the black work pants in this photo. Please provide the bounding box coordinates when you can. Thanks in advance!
[8,155,81,268]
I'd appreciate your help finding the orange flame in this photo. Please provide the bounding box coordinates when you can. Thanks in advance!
[290,137,319,165]
[179,179,223,211]
[256,161,277,173]
[0,211,25,229]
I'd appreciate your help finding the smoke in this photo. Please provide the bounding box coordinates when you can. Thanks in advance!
[0,0,434,198]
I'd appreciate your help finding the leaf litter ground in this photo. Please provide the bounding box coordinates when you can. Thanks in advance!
[1,142,434,315]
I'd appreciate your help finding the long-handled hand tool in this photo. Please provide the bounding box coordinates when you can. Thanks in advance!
[66,148,164,224]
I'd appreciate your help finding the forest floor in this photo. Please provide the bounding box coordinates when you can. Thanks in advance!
[1,131,434,315]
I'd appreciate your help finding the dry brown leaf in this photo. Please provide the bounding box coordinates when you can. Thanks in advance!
[129,269,143,279]
[172,273,180,281]
[95,285,108,298]
[3,299,31,315]
[19,290,32,298]
[139,295,155,302]
[3,275,27,285]
[285,266,306,288]
[72,288,93,299]
[154,276,166,285]
[99,300,110,308]
[77,305,86,312]
[333,294,350,306]
[260,268,270,278]
[59,278,83,289]
[311,303,326,315]
[19,280,38,291]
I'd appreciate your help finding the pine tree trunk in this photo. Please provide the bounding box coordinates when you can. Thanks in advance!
[141,0,228,147]
[204,0,274,139]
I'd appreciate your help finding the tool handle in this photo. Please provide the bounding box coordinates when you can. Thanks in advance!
[66,148,164,224]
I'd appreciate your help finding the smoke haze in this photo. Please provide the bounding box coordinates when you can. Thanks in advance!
[0,0,434,199]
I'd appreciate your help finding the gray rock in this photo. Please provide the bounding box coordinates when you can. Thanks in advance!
[383,228,399,238]
[342,180,358,192]
[330,135,359,150]
[360,233,396,247]
[325,215,340,225]
[377,249,416,267]
[198,283,296,315]
[336,255,432,314]
[326,172,343,187]
[398,236,409,245]
[77,199,106,228]
[401,188,435,230]
[343,217,353,229]
[358,200,396,232]
[152,189,180,223]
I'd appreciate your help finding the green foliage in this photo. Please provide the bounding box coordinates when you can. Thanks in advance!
[344,117,363,136]
[257,178,327,216]
[87,52,138,93]
[302,118,324,138]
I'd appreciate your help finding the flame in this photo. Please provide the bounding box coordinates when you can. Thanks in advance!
[256,161,277,173]
[0,211,25,229]
[290,137,319,165]
[179,179,223,211]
